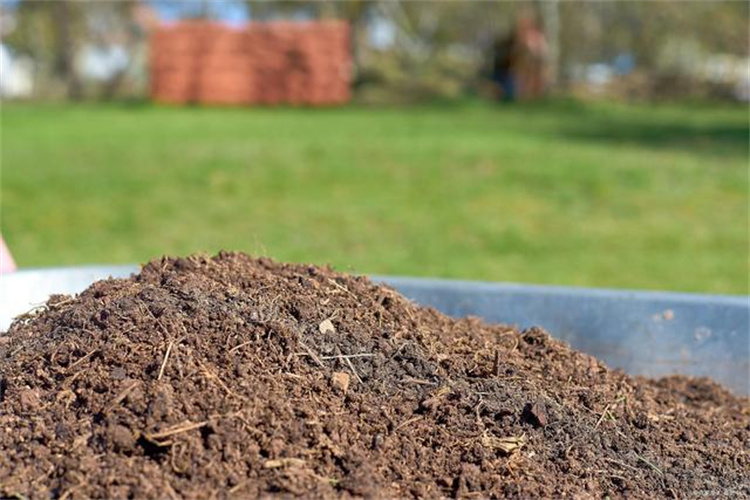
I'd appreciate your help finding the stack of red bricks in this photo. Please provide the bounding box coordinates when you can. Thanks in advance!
[150,21,351,106]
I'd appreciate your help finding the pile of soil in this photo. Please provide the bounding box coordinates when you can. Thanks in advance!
[1,252,748,499]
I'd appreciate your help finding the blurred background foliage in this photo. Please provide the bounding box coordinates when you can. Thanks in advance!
[2,0,748,103]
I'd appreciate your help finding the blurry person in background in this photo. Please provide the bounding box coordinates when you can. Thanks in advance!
[491,33,517,101]
[489,11,548,102]
[514,12,547,99]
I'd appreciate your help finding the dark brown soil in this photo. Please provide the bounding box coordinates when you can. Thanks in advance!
[1,252,748,499]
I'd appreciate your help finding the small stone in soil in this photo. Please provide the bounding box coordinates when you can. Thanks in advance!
[522,398,548,428]
[331,371,350,394]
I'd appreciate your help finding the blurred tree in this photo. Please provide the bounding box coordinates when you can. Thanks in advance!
[6,1,116,99]
[4,0,748,101]
[86,1,141,99]
[556,1,749,98]
[53,1,82,99]
[559,1,749,74]
[5,1,63,97]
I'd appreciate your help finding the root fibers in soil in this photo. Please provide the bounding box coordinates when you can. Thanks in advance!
[0,253,748,499]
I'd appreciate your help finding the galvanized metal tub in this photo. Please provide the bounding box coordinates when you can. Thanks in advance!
[1,266,748,396]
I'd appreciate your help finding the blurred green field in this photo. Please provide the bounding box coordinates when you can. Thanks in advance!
[2,99,748,294]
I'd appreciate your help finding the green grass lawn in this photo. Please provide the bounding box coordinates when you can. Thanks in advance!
[2,99,748,294]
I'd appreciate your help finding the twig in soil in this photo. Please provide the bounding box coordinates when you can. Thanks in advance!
[594,469,629,484]
[298,343,325,367]
[604,457,640,473]
[229,340,253,353]
[198,362,237,398]
[387,342,409,362]
[595,403,612,428]
[636,455,663,476]
[400,377,436,386]
[228,480,254,495]
[119,325,138,336]
[50,343,65,366]
[103,380,140,413]
[267,294,283,315]
[144,420,209,446]
[393,415,423,433]
[48,297,75,309]
[614,428,629,440]
[67,348,99,371]
[262,458,306,469]
[9,345,27,358]
[307,473,339,486]
[318,353,374,360]
[55,389,76,410]
[596,396,626,428]
[228,482,247,495]
[157,341,174,381]
[327,278,356,298]
[475,399,485,428]
[152,316,169,337]
[336,346,363,384]
[58,488,76,500]
[647,412,676,423]
[345,356,363,384]
[62,370,86,388]
[31,465,55,485]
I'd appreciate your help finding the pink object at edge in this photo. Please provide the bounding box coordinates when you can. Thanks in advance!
[0,236,17,272]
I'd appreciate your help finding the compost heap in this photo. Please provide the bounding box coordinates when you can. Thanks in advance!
[1,253,748,499]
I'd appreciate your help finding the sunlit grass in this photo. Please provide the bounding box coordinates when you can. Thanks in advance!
[2,99,747,293]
